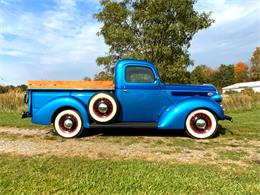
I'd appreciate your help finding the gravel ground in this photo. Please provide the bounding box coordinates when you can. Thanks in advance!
[0,126,259,166]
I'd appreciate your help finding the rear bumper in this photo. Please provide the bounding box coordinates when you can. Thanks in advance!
[21,112,32,119]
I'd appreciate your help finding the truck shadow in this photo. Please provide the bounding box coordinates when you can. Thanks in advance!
[80,124,228,138]
[214,124,231,137]
[82,128,188,138]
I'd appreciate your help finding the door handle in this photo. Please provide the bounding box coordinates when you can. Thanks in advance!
[123,89,129,93]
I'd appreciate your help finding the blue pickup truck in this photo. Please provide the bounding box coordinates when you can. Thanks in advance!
[23,59,231,139]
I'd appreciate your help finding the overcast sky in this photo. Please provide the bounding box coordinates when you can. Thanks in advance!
[0,0,259,85]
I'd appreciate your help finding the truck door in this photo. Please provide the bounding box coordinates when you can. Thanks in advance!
[121,65,161,122]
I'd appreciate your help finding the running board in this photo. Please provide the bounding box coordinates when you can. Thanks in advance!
[90,122,157,129]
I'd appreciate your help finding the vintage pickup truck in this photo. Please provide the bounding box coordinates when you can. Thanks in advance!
[23,59,231,139]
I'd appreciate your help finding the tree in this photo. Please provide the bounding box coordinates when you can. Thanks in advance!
[83,76,92,81]
[94,71,113,81]
[95,0,214,83]
[211,64,234,88]
[202,66,214,78]
[0,85,15,93]
[0,85,8,93]
[234,61,249,82]
[17,84,27,92]
[250,47,260,81]
[190,65,214,84]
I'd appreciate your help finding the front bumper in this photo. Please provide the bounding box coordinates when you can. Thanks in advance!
[224,115,232,121]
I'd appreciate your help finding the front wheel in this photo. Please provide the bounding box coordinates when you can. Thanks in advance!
[54,109,83,138]
[185,109,217,139]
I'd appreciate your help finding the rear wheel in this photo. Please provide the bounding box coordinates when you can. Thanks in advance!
[54,109,83,138]
[88,92,119,123]
[185,109,217,139]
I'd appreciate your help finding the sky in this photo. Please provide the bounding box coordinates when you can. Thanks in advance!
[0,0,259,85]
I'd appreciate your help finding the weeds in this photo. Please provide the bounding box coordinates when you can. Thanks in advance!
[222,93,260,112]
[0,90,26,112]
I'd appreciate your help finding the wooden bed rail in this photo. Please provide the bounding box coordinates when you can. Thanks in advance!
[28,80,114,89]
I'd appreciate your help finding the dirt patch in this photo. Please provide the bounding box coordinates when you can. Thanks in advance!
[0,127,259,166]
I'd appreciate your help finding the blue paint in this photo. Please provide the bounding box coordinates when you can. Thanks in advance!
[158,97,224,129]
[32,95,90,128]
[26,59,225,131]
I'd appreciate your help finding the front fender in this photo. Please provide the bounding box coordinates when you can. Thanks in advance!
[158,97,224,130]
[32,96,90,128]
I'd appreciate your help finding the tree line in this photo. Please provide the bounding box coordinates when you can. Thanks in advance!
[0,84,27,94]
[189,47,260,88]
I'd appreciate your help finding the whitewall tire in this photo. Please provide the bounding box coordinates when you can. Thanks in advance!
[54,109,83,138]
[88,92,119,123]
[185,109,217,139]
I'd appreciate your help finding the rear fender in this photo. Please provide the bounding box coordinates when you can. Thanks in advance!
[32,97,90,128]
[158,97,224,130]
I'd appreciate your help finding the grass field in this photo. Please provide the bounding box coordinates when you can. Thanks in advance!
[0,91,260,194]
[0,111,44,128]
[0,154,259,194]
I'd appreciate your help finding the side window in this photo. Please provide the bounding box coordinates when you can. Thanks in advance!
[125,66,155,83]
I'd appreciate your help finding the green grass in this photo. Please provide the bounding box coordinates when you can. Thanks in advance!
[0,111,45,128]
[218,150,247,161]
[0,154,259,194]
[219,108,260,140]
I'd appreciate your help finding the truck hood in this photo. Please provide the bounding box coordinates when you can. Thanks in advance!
[161,84,220,104]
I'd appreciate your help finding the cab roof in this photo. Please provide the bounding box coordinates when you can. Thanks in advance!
[115,59,156,69]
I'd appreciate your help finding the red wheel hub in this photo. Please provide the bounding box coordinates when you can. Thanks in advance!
[59,114,78,133]
[190,113,212,134]
[93,98,113,118]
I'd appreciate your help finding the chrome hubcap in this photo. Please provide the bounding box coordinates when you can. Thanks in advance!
[196,119,206,130]
[98,102,108,114]
[64,119,73,129]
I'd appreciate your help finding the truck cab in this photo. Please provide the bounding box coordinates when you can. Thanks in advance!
[23,59,228,139]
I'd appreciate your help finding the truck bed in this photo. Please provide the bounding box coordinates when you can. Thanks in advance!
[28,80,114,90]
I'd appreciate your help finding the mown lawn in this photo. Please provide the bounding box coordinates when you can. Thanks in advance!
[218,108,260,140]
[0,154,259,194]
